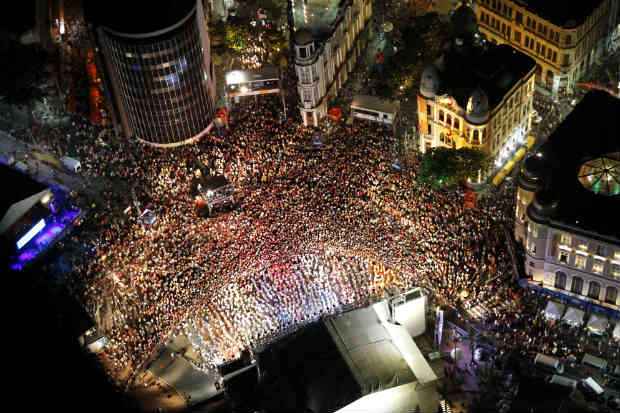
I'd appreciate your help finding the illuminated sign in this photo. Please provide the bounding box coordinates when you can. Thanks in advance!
[16,219,46,250]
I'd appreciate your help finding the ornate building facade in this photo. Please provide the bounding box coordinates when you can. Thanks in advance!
[292,0,372,126]
[516,91,620,310]
[474,0,614,95]
[417,5,536,168]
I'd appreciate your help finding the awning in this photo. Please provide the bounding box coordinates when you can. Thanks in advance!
[614,323,620,341]
[544,301,565,321]
[586,313,609,335]
[562,307,585,326]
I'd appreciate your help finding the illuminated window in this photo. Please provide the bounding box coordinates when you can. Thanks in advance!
[588,282,600,300]
[577,243,588,252]
[606,287,618,304]
[613,264,620,277]
[592,260,605,274]
[560,233,572,246]
[558,250,569,264]
[439,110,444,122]
[575,255,586,269]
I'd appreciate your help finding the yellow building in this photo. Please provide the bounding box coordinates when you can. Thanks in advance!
[417,5,536,167]
[474,0,614,95]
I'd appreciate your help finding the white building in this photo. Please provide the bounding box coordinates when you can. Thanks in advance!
[292,0,372,126]
[515,91,620,310]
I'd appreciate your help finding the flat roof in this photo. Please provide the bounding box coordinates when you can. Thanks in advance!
[326,304,415,393]
[351,95,400,115]
[0,164,47,217]
[514,0,605,28]
[292,0,344,38]
[523,91,620,244]
[438,43,536,111]
[84,0,196,36]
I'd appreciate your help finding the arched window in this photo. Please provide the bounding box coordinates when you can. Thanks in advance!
[588,281,601,300]
[554,271,567,290]
[605,286,618,304]
[570,277,583,295]
[473,130,480,145]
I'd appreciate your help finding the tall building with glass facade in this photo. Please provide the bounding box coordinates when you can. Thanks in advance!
[86,0,216,147]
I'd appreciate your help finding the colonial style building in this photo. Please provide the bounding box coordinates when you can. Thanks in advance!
[292,0,372,126]
[516,91,620,310]
[417,5,536,168]
[474,0,615,95]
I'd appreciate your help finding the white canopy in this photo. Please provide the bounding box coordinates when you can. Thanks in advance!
[586,314,609,335]
[614,323,620,341]
[544,301,565,321]
[562,307,585,327]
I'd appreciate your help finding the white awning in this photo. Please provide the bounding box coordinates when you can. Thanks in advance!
[586,313,609,335]
[544,301,565,321]
[562,307,585,327]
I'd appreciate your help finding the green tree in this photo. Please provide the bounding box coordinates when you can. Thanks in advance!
[419,147,489,188]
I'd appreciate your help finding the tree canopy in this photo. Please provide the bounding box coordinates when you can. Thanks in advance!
[418,147,489,188]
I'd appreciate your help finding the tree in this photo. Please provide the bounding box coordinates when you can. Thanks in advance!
[418,147,489,188]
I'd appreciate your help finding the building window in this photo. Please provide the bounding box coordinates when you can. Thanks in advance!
[439,110,444,122]
[473,130,480,145]
[516,12,523,24]
[606,287,618,304]
[299,47,307,59]
[427,124,432,135]
[427,104,432,116]
[560,233,572,245]
[575,255,587,269]
[577,243,588,252]
[571,277,584,295]
[592,260,605,274]
[446,114,452,127]
[588,282,601,300]
[514,31,521,43]
[527,238,536,254]
[558,250,570,264]
[595,245,608,257]
[555,272,567,290]
[454,118,460,130]
[614,251,620,260]
[612,264,620,277]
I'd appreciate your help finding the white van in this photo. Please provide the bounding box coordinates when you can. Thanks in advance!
[534,353,564,374]
[60,156,81,173]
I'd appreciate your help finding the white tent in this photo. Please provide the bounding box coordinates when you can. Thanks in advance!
[562,307,585,327]
[614,323,620,341]
[586,314,609,335]
[544,301,566,321]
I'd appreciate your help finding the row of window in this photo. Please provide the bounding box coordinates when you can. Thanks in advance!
[557,249,620,277]
[559,233,620,259]
[554,272,618,304]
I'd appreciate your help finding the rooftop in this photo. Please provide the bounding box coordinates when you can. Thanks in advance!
[292,0,344,40]
[436,42,536,111]
[84,0,197,36]
[514,0,605,28]
[523,91,620,244]
[0,164,47,218]
[351,95,401,116]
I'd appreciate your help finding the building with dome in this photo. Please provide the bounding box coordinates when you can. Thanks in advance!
[417,4,536,168]
[85,0,217,147]
[291,0,373,126]
[515,91,620,311]
[474,0,617,96]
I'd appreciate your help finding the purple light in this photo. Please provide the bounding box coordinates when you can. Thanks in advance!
[10,205,81,271]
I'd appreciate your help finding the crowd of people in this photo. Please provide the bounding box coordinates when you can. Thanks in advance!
[22,95,516,380]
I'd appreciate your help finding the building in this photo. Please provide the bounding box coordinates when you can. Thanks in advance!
[474,0,614,96]
[292,0,372,127]
[417,5,536,168]
[515,91,620,310]
[86,0,216,147]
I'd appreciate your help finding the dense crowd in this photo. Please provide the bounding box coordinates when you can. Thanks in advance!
[26,95,515,380]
